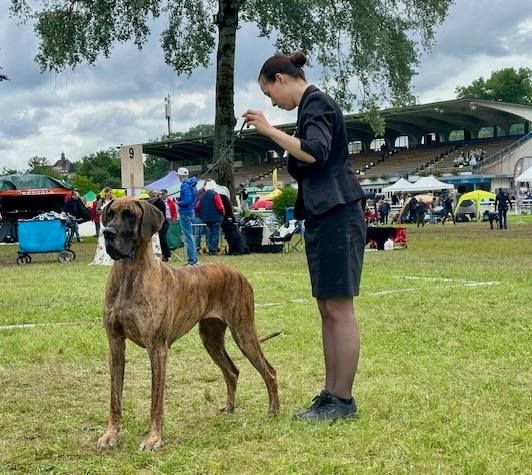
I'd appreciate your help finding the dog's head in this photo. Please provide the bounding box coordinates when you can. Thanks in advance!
[101,198,164,260]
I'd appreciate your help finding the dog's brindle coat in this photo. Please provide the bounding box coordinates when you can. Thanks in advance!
[97,198,279,452]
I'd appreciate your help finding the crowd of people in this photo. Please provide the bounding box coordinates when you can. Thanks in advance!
[453,149,485,168]
[86,167,235,266]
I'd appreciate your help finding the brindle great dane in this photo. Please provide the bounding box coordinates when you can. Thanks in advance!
[96,198,279,452]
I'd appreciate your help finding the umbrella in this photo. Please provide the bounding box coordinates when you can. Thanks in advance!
[196,179,230,197]
[250,199,273,210]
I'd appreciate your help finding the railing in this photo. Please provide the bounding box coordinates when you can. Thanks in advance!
[474,132,532,170]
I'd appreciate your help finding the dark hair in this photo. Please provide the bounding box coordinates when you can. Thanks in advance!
[258,51,307,82]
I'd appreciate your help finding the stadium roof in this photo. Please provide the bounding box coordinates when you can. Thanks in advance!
[142,98,532,163]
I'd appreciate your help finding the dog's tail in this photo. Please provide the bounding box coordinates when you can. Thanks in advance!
[259,331,282,343]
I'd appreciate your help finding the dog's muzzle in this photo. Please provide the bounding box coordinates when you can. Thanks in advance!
[104,227,135,260]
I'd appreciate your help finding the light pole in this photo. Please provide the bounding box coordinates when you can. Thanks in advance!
[164,95,172,170]
[164,95,171,137]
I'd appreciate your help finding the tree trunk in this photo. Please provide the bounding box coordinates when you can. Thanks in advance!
[214,0,238,202]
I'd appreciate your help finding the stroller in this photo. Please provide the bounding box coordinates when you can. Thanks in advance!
[16,214,78,265]
[269,220,303,253]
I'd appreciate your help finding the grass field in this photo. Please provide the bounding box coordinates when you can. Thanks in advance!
[1,217,531,474]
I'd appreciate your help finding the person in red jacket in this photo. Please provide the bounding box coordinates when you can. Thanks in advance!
[195,180,225,255]
[161,189,178,220]
[90,194,101,237]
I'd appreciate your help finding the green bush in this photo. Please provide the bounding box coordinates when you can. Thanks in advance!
[271,186,297,223]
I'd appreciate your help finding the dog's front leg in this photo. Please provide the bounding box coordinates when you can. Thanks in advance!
[139,343,168,452]
[97,334,126,450]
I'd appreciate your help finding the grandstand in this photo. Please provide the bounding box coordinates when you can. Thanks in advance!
[142,98,532,193]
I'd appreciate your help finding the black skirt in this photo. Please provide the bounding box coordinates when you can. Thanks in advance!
[304,200,366,299]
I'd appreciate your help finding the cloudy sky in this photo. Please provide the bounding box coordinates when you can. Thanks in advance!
[1,0,532,172]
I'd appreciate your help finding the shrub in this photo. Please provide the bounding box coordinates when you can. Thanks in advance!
[271,186,297,223]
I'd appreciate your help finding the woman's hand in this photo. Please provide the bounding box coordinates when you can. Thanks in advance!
[242,109,274,137]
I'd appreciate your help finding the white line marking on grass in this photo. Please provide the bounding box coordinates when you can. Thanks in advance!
[0,321,97,331]
[371,276,500,297]
[256,298,310,308]
[396,275,500,286]
[369,288,419,296]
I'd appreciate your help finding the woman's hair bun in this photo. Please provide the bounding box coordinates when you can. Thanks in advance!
[290,51,307,68]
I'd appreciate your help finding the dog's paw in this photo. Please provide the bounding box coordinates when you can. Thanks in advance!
[219,402,235,413]
[139,432,163,452]
[97,430,120,451]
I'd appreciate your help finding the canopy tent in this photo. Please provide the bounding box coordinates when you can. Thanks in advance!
[454,190,496,221]
[83,191,97,203]
[99,188,127,199]
[515,166,532,183]
[251,199,273,210]
[404,176,454,193]
[398,194,434,223]
[0,174,72,196]
[262,188,282,201]
[381,178,414,193]
[145,171,180,191]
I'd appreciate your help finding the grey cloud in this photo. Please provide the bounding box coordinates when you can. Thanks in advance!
[413,0,532,93]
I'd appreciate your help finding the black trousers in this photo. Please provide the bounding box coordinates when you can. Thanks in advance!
[159,220,171,259]
[498,208,508,229]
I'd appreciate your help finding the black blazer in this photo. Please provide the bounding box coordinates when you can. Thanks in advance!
[287,85,364,219]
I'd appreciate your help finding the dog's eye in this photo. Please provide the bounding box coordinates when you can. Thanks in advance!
[122,209,135,219]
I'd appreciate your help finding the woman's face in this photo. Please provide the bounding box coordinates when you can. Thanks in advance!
[259,74,296,111]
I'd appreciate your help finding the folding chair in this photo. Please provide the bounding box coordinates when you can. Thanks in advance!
[269,220,303,253]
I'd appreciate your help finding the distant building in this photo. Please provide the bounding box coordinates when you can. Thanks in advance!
[53,152,74,177]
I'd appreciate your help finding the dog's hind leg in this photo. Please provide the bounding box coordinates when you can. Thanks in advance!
[97,334,126,451]
[230,322,280,416]
[199,318,240,413]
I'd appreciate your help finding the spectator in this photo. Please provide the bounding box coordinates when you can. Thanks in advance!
[90,194,101,237]
[240,185,249,210]
[408,195,418,223]
[63,191,85,242]
[441,195,455,224]
[195,180,225,255]
[379,200,390,225]
[495,188,512,230]
[161,189,178,221]
[415,201,426,227]
[149,191,171,261]
[177,167,199,266]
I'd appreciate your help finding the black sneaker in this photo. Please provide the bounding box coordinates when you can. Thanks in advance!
[294,394,358,421]
[293,390,331,419]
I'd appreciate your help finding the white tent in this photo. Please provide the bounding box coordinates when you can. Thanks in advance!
[515,166,532,183]
[381,178,414,193]
[405,175,454,193]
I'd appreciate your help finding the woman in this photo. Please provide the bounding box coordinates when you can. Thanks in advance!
[243,52,366,421]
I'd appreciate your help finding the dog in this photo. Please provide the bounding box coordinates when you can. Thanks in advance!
[221,218,249,255]
[96,198,279,452]
[483,209,499,229]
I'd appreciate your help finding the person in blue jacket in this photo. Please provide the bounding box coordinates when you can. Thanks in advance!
[243,51,366,421]
[177,168,198,266]
[195,180,225,255]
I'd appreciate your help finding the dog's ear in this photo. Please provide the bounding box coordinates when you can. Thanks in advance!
[136,200,164,241]
[100,200,114,226]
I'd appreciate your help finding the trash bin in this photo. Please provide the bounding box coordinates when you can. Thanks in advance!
[285,207,294,222]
